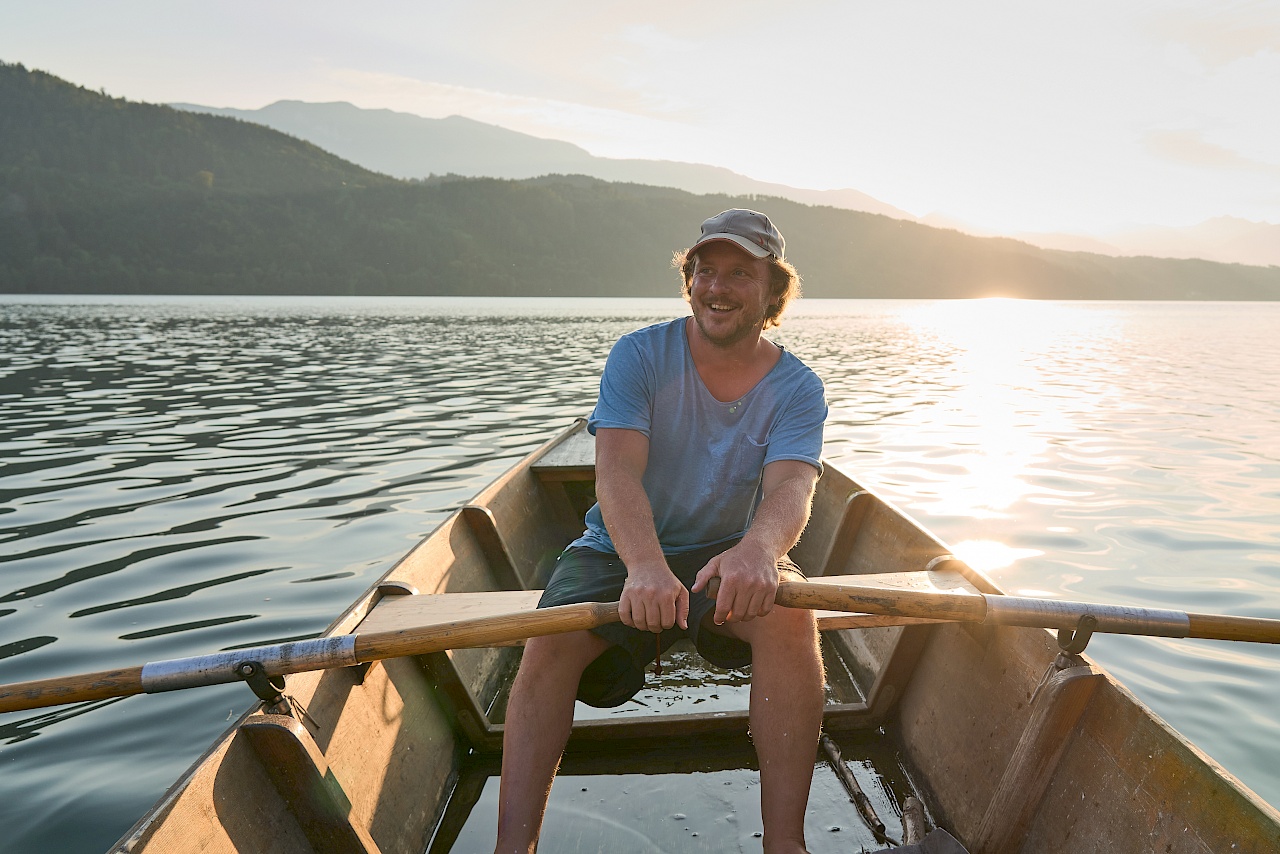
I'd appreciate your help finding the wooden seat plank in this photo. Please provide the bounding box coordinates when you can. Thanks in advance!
[529,428,595,476]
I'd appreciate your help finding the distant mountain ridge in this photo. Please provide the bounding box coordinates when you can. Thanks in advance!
[1093,217,1280,268]
[173,100,1279,268]
[928,215,1280,269]
[3,61,1278,301]
[170,100,916,220]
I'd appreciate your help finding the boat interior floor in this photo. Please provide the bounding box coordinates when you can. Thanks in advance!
[428,640,949,853]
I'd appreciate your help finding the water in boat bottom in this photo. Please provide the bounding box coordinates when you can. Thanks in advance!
[442,643,927,853]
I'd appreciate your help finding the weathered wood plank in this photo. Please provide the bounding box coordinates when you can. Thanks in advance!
[529,422,595,475]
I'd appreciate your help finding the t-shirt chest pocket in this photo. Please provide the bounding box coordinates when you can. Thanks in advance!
[722,433,768,488]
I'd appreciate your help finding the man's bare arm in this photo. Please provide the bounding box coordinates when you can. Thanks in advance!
[692,459,819,624]
[594,428,689,632]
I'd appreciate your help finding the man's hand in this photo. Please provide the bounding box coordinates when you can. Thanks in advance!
[691,539,779,625]
[692,460,818,626]
[620,560,689,633]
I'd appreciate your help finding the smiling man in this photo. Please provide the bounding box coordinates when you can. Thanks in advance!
[495,210,828,854]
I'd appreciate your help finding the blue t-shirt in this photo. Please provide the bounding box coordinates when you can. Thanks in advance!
[572,318,827,554]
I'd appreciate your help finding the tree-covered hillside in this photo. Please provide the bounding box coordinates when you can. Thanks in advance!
[2,61,1277,300]
[0,62,388,194]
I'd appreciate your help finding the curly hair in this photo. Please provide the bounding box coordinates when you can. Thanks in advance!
[672,247,802,330]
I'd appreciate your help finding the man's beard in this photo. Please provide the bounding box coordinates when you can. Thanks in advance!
[691,300,768,347]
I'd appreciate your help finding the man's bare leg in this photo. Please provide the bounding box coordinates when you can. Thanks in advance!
[718,607,824,854]
[494,629,610,854]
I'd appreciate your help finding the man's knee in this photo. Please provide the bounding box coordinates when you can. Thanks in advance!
[721,605,819,656]
[763,602,817,633]
[520,629,611,675]
[768,602,817,632]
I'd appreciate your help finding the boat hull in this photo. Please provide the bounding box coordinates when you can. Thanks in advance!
[114,419,1280,853]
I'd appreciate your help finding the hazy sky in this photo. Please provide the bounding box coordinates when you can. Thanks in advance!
[4,1,1278,233]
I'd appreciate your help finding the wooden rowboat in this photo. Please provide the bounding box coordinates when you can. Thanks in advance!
[109,419,1280,852]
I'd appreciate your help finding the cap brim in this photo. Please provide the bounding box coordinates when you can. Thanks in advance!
[690,233,772,259]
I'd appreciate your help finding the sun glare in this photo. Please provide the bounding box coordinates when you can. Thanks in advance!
[892,299,1116,520]
[951,539,1044,574]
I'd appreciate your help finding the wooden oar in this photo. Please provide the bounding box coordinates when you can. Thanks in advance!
[770,578,1280,644]
[3,577,1278,715]
[0,600,619,714]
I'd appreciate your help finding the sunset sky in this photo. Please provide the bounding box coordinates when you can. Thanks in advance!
[4,0,1278,234]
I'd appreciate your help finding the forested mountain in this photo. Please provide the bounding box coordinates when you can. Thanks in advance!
[1,65,388,195]
[2,62,1278,300]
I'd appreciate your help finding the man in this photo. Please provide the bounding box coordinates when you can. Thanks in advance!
[495,209,827,854]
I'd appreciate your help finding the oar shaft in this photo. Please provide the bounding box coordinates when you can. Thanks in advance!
[354,601,619,661]
[775,581,1280,644]
[4,584,1277,716]
[982,595,1191,636]
[0,640,359,715]
[981,596,1280,642]
[0,601,620,715]
[1187,612,1280,644]
[0,665,146,713]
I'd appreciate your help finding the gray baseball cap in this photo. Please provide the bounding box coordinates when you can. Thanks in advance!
[690,209,785,260]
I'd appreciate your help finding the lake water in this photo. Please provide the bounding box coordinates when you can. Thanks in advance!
[1,295,1278,852]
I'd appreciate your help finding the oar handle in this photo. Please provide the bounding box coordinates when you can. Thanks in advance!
[776,580,985,622]
[706,576,984,622]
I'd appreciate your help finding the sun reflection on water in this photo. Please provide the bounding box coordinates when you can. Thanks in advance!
[889,298,1122,520]
[950,539,1044,575]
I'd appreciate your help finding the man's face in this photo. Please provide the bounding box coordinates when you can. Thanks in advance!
[688,242,774,348]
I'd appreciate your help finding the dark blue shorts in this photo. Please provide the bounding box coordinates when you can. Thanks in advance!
[536,539,805,707]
